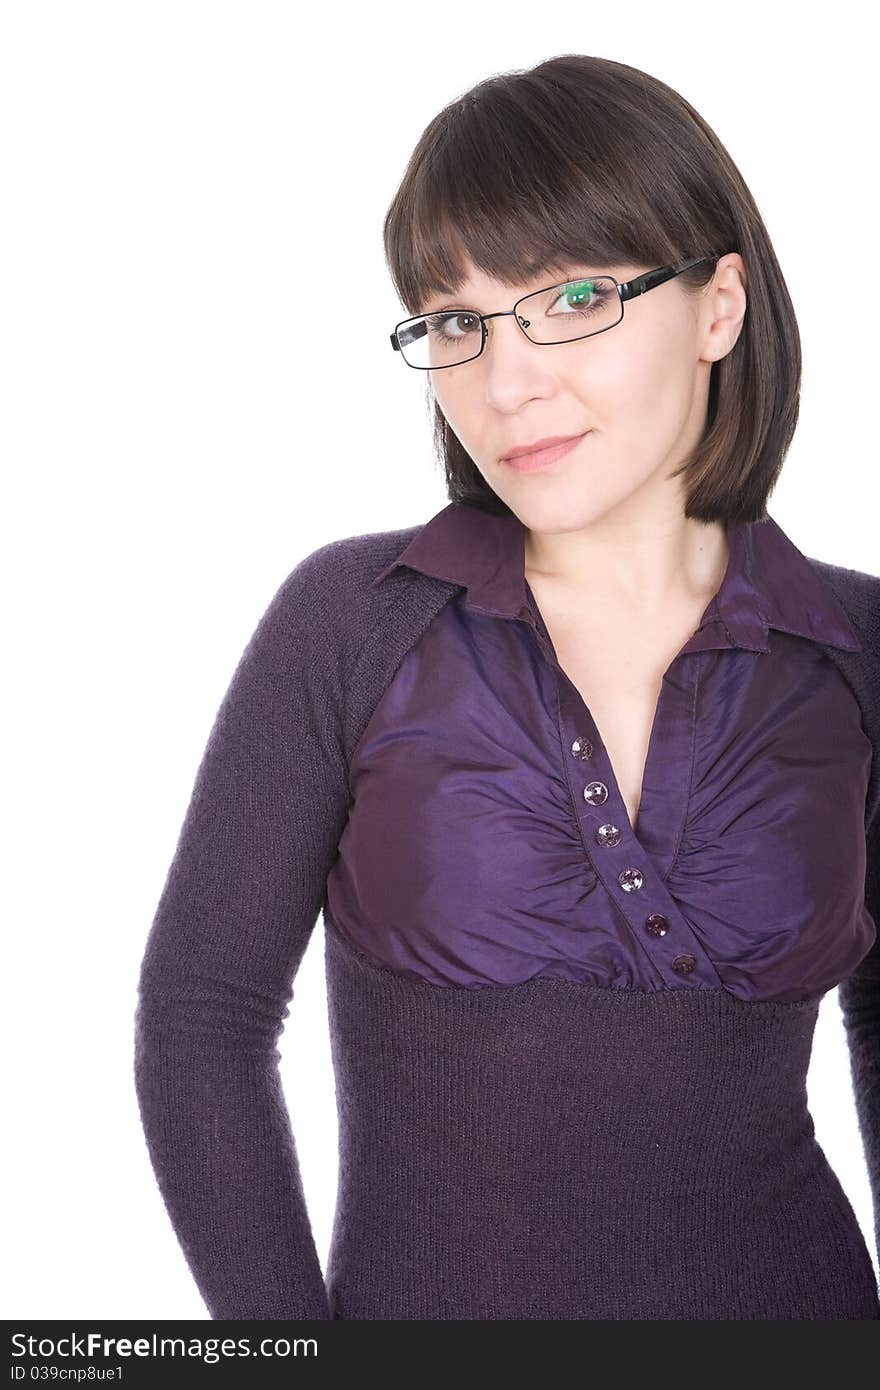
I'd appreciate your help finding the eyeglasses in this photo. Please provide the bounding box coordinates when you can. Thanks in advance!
[389,254,721,370]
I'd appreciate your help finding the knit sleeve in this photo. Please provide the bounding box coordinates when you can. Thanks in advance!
[133,544,352,1320]
[839,812,880,1271]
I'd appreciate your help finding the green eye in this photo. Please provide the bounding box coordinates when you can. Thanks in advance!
[564,280,597,306]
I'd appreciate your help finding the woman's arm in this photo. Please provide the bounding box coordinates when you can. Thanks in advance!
[134,545,351,1319]
[839,816,880,1271]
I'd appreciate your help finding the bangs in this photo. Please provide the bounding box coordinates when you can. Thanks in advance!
[384,62,712,315]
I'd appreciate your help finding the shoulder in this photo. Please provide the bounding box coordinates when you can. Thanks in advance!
[805,554,880,649]
[270,522,464,759]
[254,521,453,716]
[805,554,880,828]
[263,523,423,635]
[288,524,422,590]
[806,553,880,593]
[223,525,430,760]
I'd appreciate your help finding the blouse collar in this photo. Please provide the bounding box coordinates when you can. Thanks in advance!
[370,501,862,654]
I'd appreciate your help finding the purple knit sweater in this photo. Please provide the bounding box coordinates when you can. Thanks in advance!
[134,509,880,1320]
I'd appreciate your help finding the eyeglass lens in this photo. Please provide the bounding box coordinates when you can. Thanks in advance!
[396,276,623,369]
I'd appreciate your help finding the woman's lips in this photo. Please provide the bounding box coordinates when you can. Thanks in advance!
[501,431,590,472]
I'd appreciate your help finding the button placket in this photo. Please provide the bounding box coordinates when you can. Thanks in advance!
[518,598,715,990]
[560,693,717,988]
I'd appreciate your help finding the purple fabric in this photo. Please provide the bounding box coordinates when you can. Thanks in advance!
[323,911,880,1319]
[133,503,880,1319]
[328,504,875,1001]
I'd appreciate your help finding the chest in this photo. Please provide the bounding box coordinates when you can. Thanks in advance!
[526,583,706,833]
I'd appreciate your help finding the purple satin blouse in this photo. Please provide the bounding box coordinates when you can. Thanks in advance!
[325,503,877,1003]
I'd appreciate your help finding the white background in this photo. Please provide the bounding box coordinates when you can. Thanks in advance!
[2,1,877,1318]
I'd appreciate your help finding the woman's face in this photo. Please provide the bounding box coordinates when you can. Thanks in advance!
[423,253,747,535]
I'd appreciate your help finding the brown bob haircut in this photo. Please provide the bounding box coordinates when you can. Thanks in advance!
[382,53,800,525]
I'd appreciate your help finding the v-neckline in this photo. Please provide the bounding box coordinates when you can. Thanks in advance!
[521,576,699,879]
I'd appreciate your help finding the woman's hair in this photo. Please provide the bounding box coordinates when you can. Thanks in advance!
[383,54,800,524]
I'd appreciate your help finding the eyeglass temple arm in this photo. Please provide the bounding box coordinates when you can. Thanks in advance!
[618,254,718,303]
[391,319,429,352]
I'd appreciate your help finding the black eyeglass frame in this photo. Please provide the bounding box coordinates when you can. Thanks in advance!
[389,254,723,369]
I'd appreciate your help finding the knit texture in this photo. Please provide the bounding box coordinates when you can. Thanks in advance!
[133,527,880,1320]
[323,909,878,1319]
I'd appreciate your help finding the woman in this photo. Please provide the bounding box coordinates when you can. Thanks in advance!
[134,54,880,1319]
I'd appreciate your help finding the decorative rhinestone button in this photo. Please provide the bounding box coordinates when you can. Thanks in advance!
[672,953,697,975]
[582,781,608,806]
[596,823,621,848]
[571,735,594,759]
[644,913,669,937]
[618,867,644,892]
